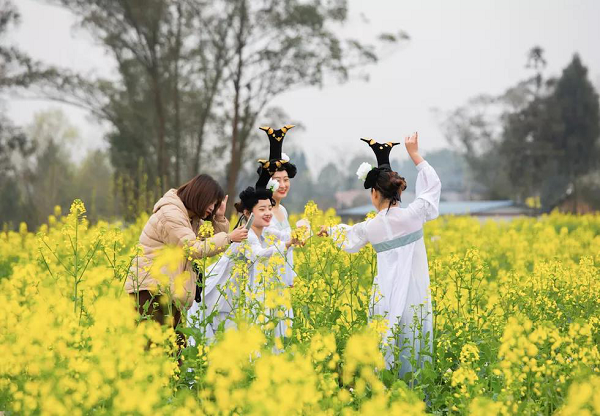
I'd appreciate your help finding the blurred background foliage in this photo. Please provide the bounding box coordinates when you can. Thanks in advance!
[1,0,599,229]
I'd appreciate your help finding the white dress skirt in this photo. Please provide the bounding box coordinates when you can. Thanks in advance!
[332,160,441,377]
[264,204,295,337]
[187,228,288,344]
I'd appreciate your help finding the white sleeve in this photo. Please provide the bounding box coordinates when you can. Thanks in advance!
[263,227,294,256]
[245,236,287,262]
[407,160,441,222]
[330,221,370,253]
[264,206,292,242]
[263,226,291,243]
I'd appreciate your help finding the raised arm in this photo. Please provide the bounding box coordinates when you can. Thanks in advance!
[405,132,441,222]
[212,215,230,235]
[211,195,231,234]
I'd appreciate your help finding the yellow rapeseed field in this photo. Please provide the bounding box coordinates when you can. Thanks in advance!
[0,200,599,415]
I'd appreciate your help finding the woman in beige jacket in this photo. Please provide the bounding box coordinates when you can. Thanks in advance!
[125,174,248,340]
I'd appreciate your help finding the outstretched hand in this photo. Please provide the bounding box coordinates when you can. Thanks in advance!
[318,226,329,237]
[286,235,305,249]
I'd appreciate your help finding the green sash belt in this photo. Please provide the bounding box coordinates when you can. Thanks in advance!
[372,229,423,253]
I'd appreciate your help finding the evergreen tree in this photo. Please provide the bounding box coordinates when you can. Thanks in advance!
[551,55,600,211]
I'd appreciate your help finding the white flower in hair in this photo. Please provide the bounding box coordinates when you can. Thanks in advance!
[356,162,373,181]
[267,177,280,192]
[281,152,290,162]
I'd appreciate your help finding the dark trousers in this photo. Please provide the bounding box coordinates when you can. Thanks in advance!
[131,290,186,355]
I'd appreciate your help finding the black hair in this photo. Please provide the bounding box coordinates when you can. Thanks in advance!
[234,186,275,214]
[275,163,297,178]
[256,162,297,179]
[233,187,275,228]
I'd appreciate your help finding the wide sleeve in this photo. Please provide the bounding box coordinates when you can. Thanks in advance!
[264,207,292,242]
[407,160,441,222]
[159,211,229,259]
[330,221,370,253]
[201,244,240,296]
[245,236,287,262]
[264,226,291,243]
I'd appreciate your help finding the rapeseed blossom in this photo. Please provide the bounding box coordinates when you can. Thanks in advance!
[0,201,599,414]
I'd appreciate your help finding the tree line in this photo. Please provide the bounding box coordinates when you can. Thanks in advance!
[439,47,600,213]
[3,1,599,229]
[1,0,408,228]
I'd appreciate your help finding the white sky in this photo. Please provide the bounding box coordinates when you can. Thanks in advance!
[7,0,600,170]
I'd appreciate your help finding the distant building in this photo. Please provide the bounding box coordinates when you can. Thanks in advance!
[338,200,532,222]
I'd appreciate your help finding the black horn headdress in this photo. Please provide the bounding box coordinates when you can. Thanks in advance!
[257,125,297,178]
[359,138,400,189]
[238,161,277,212]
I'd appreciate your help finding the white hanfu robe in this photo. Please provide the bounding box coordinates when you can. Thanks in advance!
[333,160,441,377]
[264,205,295,287]
[264,205,295,337]
[187,228,287,343]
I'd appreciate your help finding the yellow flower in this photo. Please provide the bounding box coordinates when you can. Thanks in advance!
[3,200,600,414]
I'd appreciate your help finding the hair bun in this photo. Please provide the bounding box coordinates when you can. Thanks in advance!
[234,201,245,213]
[398,176,408,192]
[285,162,298,178]
[236,187,257,213]
[388,174,407,192]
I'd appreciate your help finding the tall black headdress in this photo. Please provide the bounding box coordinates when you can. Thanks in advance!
[238,161,275,212]
[257,125,297,178]
[360,138,400,170]
[360,138,400,189]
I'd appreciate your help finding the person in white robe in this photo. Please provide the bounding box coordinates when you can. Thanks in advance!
[187,161,300,344]
[265,170,295,288]
[187,221,288,341]
[259,125,306,337]
[322,132,441,378]
[263,211,295,338]
[257,125,299,289]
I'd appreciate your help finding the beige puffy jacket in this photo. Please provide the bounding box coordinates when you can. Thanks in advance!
[124,189,230,310]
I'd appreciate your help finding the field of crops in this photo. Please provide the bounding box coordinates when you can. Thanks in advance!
[1,200,599,415]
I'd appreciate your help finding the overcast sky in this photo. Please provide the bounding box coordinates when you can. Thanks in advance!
[7,0,600,170]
